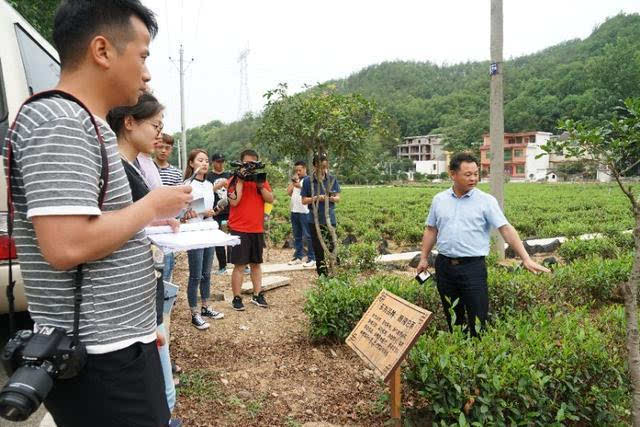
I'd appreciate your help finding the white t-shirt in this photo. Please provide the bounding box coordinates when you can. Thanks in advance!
[187,178,215,222]
[290,182,309,214]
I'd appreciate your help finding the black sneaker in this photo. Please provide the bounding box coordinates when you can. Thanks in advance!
[251,292,268,308]
[232,296,245,311]
[201,306,225,320]
[191,313,210,330]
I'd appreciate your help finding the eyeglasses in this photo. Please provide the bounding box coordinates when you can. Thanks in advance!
[147,121,164,135]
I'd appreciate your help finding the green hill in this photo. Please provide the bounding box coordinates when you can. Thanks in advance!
[179,13,640,169]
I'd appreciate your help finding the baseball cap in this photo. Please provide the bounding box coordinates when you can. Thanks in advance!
[211,153,225,162]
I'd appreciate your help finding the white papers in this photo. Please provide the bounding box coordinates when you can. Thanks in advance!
[146,221,240,252]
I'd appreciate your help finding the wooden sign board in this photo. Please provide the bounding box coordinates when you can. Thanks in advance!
[346,289,432,382]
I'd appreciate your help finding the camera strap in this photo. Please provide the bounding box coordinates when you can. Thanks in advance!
[4,90,110,346]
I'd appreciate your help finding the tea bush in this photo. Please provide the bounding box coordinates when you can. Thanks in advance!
[557,233,634,262]
[304,256,633,343]
[406,306,630,425]
[303,275,441,342]
[337,242,378,273]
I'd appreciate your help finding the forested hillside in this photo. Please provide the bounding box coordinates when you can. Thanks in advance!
[179,13,640,167]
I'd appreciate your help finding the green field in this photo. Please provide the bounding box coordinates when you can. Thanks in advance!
[268,183,635,247]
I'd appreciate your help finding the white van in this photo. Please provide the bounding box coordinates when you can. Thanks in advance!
[0,0,61,316]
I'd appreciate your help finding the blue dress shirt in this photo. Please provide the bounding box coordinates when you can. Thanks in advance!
[425,188,509,257]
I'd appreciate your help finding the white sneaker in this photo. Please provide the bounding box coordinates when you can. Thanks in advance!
[302,260,316,268]
[191,313,210,330]
[288,258,303,265]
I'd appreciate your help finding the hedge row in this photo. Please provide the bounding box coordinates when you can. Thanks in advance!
[304,254,633,342]
[406,306,630,425]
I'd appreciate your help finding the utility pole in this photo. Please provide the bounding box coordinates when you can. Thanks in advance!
[179,44,187,171]
[237,47,251,119]
[490,0,505,258]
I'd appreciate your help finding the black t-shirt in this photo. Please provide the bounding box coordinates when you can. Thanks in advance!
[206,170,232,219]
[121,159,164,327]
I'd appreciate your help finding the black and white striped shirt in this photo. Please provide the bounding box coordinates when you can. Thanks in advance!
[156,163,183,186]
[4,96,157,354]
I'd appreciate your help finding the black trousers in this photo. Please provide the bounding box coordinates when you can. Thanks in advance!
[214,216,227,269]
[434,254,488,337]
[309,223,335,276]
[44,341,170,427]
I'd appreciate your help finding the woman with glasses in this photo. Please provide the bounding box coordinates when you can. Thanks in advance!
[106,93,180,418]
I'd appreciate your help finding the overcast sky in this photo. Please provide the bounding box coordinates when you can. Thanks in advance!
[143,0,640,133]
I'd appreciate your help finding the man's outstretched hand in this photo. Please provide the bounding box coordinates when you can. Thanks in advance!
[522,258,551,274]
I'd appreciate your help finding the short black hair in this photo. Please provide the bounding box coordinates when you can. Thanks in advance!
[294,160,306,167]
[312,153,327,166]
[240,149,259,161]
[106,92,164,136]
[449,152,479,171]
[53,0,158,69]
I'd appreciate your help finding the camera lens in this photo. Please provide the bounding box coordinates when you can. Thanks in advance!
[0,366,53,421]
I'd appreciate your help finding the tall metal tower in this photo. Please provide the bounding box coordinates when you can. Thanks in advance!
[237,47,251,119]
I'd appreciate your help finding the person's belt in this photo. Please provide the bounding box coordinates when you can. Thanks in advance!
[439,254,485,265]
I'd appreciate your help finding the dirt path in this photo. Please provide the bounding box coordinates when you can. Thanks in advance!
[169,250,389,426]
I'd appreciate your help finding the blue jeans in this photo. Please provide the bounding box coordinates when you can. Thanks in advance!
[157,323,176,411]
[291,212,314,261]
[163,252,175,282]
[187,247,215,308]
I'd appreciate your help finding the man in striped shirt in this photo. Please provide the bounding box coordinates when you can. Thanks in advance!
[155,133,183,187]
[4,1,192,426]
[154,133,182,282]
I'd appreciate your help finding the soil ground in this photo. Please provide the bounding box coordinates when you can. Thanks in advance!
[170,248,392,427]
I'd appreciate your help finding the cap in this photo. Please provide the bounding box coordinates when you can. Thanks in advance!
[211,153,225,162]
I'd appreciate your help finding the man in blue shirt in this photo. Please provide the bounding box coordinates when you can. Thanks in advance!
[301,154,341,276]
[417,153,549,336]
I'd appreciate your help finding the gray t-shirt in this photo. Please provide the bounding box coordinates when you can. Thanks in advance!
[5,96,156,354]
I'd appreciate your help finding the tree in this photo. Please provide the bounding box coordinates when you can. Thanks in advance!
[7,0,59,44]
[541,98,640,425]
[257,83,387,275]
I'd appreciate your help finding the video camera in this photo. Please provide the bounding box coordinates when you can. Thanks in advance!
[230,160,266,183]
[0,327,86,421]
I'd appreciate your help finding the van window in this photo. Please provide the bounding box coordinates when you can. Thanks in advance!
[15,24,60,95]
[0,59,7,142]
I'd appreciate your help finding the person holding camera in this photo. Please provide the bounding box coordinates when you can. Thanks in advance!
[206,153,231,275]
[287,160,315,267]
[227,149,274,311]
[417,153,550,337]
[183,149,225,330]
[301,154,341,276]
[1,2,193,426]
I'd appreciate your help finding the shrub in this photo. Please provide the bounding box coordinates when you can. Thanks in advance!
[303,275,441,342]
[558,233,634,262]
[338,242,378,273]
[406,306,629,425]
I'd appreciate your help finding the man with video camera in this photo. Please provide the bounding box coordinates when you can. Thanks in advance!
[227,150,274,311]
[1,1,192,426]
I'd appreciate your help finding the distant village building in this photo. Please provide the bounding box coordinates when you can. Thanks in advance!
[479,131,553,181]
[396,134,447,176]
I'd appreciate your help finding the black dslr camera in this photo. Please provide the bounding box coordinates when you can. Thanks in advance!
[0,327,87,421]
[230,160,266,183]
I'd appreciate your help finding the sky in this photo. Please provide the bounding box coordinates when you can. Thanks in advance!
[143,0,640,133]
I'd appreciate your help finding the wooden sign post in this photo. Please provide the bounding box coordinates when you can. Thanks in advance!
[346,290,432,426]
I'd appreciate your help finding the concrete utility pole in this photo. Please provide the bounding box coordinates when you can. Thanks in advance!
[179,44,187,171]
[490,0,505,258]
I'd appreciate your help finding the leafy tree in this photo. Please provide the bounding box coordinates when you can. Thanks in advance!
[257,83,387,274]
[7,0,59,44]
[541,98,640,425]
